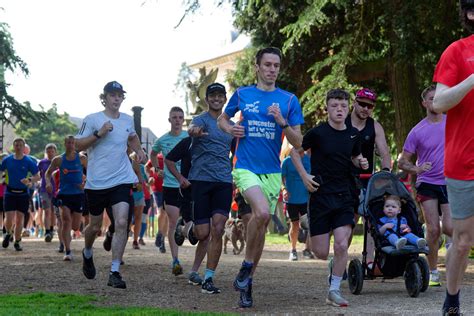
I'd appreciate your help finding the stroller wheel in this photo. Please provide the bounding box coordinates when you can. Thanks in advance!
[416,256,430,293]
[404,259,422,297]
[348,259,364,295]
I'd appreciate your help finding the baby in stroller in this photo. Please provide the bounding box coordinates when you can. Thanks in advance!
[378,195,427,250]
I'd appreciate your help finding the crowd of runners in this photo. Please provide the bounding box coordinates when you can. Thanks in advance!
[1,3,474,315]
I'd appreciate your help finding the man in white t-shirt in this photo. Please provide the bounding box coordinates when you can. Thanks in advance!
[75,81,145,289]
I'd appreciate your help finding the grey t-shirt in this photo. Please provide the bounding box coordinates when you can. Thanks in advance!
[188,112,233,183]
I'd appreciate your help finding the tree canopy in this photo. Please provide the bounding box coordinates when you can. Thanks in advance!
[15,105,78,159]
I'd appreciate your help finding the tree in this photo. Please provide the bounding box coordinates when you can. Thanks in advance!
[15,105,78,159]
[0,21,47,135]
[226,0,466,155]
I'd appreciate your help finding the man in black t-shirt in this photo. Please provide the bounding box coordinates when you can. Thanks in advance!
[291,89,368,307]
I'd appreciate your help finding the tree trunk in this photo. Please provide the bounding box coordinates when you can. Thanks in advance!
[388,60,424,154]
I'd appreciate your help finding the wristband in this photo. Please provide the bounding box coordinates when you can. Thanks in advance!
[93,130,101,139]
[281,124,289,129]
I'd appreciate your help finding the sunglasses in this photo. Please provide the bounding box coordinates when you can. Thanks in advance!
[357,100,375,110]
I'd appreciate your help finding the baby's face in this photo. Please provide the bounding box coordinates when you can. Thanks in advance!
[383,199,401,217]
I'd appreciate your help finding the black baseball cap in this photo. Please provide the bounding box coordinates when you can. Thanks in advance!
[206,83,226,97]
[104,81,126,94]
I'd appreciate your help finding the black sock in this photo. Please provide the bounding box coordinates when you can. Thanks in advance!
[443,290,460,314]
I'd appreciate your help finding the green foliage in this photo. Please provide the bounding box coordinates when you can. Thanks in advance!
[15,105,78,159]
[0,22,47,127]
[0,292,236,315]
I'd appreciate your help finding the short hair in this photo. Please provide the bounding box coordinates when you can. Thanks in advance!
[384,195,402,207]
[325,89,350,104]
[421,84,436,101]
[99,92,126,107]
[45,143,57,151]
[13,137,26,145]
[255,47,282,65]
[64,135,75,142]
[460,1,474,33]
[169,106,184,116]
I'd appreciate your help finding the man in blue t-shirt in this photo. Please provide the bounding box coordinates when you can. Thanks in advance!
[0,138,40,251]
[218,47,304,308]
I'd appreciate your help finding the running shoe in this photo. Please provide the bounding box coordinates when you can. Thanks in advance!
[238,280,253,308]
[155,232,163,248]
[63,253,73,261]
[174,217,185,246]
[107,271,126,289]
[417,238,427,249]
[132,240,140,250]
[234,262,252,291]
[201,278,221,294]
[138,238,146,246]
[14,241,22,251]
[82,249,96,279]
[103,231,112,252]
[429,271,441,287]
[172,261,183,276]
[303,249,315,259]
[159,242,166,253]
[58,243,65,253]
[326,290,349,307]
[188,271,203,286]
[2,233,11,248]
[289,249,298,261]
[44,233,52,243]
[396,237,407,250]
[186,223,198,246]
[22,229,30,237]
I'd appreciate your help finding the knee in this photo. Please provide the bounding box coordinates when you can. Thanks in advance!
[454,236,472,255]
[426,225,441,240]
[211,224,225,238]
[195,228,210,241]
[313,248,329,260]
[115,217,128,231]
[253,211,270,226]
[333,240,349,256]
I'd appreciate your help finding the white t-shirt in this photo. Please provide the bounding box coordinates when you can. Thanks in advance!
[76,111,138,190]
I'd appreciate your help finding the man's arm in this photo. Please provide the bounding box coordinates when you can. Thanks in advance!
[164,158,190,189]
[351,154,369,170]
[433,77,474,113]
[217,112,245,137]
[284,125,303,149]
[374,121,391,170]
[128,134,146,163]
[75,121,113,152]
[398,151,431,175]
[45,156,62,193]
[289,148,319,192]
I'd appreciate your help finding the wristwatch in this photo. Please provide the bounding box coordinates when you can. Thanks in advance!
[280,123,289,129]
[93,130,101,139]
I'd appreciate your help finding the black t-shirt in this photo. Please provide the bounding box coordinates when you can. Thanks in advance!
[345,116,375,175]
[165,137,192,178]
[302,122,361,194]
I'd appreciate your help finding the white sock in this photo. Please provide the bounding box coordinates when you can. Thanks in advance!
[329,274,342,292]
[431,269,439,274]
[111,260,121,273]
[83,248,93,259]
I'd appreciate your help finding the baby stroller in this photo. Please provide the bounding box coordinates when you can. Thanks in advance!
[347,171,430,297]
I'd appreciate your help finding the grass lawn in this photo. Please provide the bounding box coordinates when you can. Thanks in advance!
[0,292,235,316]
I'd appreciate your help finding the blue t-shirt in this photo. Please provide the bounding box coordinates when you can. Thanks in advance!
[224,85,304,174]
[281,154,310,204]
[189,112,234,183]
[152,131,188,188]
[59,153,83,195]
[0,155,39,195]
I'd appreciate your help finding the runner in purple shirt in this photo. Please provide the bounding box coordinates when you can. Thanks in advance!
[398,84,453,287]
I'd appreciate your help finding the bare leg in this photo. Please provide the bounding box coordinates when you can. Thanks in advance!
[14,212,24,241]
[111,202,130,263]
[421,199,442,270]
[164,203,180,260]
[60,206,72,252]
[84,214,102,249]
[289,220,299,250]
[206,214,227,271]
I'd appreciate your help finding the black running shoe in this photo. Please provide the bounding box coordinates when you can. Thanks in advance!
[107,271,127,289]
[201,278,221,294]
[103,231,112,252]
[238,281,253,308]
[14,241,22,251]
[234,263,252,291]
[44,233,52,243]
[58,243,65,253]
[155,233,163,248]
[174,218,185,246]
[2,233,11,248]
[82,249,96,279]
[186,224,198,246]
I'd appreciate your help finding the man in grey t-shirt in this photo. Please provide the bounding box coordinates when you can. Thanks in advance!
[187,83,234,294]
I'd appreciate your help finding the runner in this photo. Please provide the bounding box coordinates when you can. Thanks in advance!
[0,138,40,251]
[45,136,87,261]
[398,84,452,286]
[75,81,145,288]
[218,47,304,307]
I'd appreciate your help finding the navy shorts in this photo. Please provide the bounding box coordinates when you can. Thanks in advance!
[153,191,163,208]
[191,181,232,225]
[416,182,449,205]
[4,193,30,214]
[56,194,84,213]
[286,203,308,222]
[180,187,193,223]
[85,184,133,216]
[309,191,355,236]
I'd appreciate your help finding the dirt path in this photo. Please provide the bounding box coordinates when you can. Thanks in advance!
[1,237,473,315]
